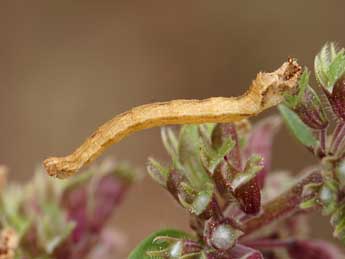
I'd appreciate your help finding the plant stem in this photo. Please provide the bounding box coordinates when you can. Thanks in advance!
[330,122,345,155]
[319,128,327,154]
[242,238,293,249]
[242,170,323,235]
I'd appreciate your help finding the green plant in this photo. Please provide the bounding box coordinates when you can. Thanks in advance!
[129,43,345,258]
[3,43,345,259]
[0,160,136,258]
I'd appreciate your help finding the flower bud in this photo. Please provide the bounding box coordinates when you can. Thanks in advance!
[234,177,261,215]
[294,87,328,129]
[286,69,328,129]
[233,155,263,215]
[324,76,345,121]
[211,224,238,250]
[204,219,243,251]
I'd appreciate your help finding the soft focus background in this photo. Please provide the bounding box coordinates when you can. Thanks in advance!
[1,1,345,257]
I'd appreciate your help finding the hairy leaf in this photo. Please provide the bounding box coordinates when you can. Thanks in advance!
[278,104,317,147]
[147,158,169,186]
[314,42,345,89]
[128,229,192,259]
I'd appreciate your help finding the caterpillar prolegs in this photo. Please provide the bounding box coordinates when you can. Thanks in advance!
[44,59,301,179]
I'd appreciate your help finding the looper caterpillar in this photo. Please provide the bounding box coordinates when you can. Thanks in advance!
[44,59,301,178]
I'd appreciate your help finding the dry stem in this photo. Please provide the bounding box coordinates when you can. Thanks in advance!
[44,59,301,178]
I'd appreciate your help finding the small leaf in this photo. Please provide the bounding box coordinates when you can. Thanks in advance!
[178,125,210,187]
[314,42,345,89]
[128,229,192,259]
[147,158,169,186]
[161,127,182,170]
[178,125,201,166]
[300,198,319,210]
[330,42,338,60]
[212,124,243,172]
[278,104,317,147]
[178,183,214,216]
[315,44,330,86]
[190,185,214,216]
[328,49,345,87]
[200,137,235,174]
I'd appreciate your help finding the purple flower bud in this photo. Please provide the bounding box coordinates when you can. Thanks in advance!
[292,79,329,130]
[234,177,261,215]
[294,91,328,130]
[286,69,328,130]
[232,155,262,215]
[324,76,345,121]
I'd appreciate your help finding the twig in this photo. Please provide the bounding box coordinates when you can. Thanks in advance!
[44,60,301,178]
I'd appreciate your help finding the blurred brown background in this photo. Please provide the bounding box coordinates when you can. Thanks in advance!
[1,1,344,257]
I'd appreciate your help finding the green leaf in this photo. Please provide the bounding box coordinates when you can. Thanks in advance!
[315,44,331,86]
[128,229,192,259]
[300,198,319,210]
[314,42,345,89]
[278,104,317,147]
[298,69,310,96]
[147,158,169,186]
[198,123,216,140]
[178,182,214,216]
[161,127,182,170]
[178,125,201,165]
[178,125,209,187]
[200,137,234,174]
[328,49,345,87]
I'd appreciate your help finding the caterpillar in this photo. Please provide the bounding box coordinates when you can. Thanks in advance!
[44,59,301,179]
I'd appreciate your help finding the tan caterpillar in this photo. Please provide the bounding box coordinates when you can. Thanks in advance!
[44,59,301,179]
